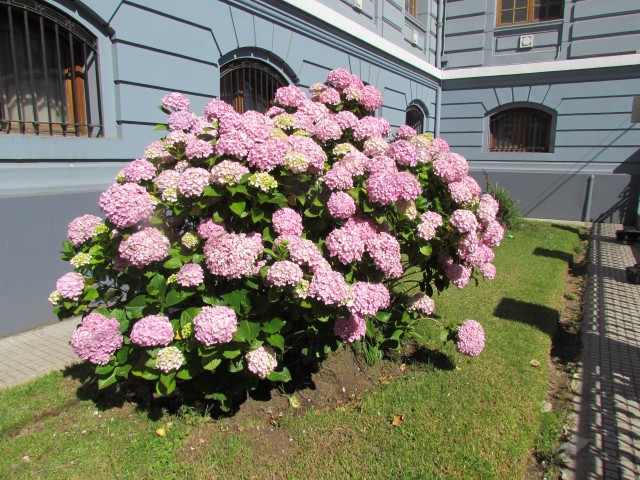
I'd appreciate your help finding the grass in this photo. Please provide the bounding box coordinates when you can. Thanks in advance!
[0,221,582,479]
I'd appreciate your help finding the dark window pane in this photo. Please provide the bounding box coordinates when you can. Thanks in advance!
[500,11,513,25]
[405,105,425,133]
[513,7,528,22]
[502,0,515,10]
[490,108,551,153]
[514,0,528,8]
[547,5,562,18]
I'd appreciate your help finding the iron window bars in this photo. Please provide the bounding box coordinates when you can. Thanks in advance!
[489,108,551,152]
[496,0,563,26]
[220,59,287,114]
[0,0,103,137]
[405,104,425,134]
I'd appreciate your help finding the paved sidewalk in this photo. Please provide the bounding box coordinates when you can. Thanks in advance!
[0,317,79,390]
[564,223,640,479]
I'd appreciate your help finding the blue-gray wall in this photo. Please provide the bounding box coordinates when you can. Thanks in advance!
[0,0,438,338]
[443,0,640,69]
[442,67,640,222]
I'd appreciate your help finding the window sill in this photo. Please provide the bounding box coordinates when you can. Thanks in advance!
[494,19,563,34]
[405,14,427,32]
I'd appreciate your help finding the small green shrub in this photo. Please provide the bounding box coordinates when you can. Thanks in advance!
[483,174,523,230]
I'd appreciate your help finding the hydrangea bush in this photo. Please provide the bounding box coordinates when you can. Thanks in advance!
[51,69,498,407]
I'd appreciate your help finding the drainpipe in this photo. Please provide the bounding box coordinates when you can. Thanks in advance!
[434,0,445,137]
[583,174,595,223]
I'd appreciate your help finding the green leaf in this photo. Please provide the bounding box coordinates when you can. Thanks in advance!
[203,185,221,197]
[153,123,168,131]
[202,357,222,371]
[228,359,244,373]
[97,372,118,390]
[163,257,183,269]
[262,317,286,334]
[125,295,147,318]
[221,289,250,315]
[419,244,433,257]
[222,349,242,359]
[202,295,222,306]
[375,311,391,323]
[82,288,99,302]
[165,289,193,307]
[146,273,167,298]
[95,364,115,376]
[116,346,130,364]
[234,320,260,343]
[62,239,76,254]
[267,334,285,351]
[251,208,264,223]
[266,367,291,383]
[230,200,247,217]
[180,307,201,323]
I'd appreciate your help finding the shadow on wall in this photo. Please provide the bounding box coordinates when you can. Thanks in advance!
[603,147,640,225]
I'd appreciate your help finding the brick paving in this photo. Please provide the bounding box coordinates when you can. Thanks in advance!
[564,223,640,480]
[0,317,79,390]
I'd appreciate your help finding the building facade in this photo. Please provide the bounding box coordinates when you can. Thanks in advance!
[0,0,638,336]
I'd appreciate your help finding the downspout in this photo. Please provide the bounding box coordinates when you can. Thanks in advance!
[434,0,444,137]
[582,174,595,223]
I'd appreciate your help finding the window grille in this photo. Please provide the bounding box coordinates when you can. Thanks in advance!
[405,104,425,134]
[489,108,551,152]
[497,0,563,26]
[0,0,103,136]
[220,59,287,114]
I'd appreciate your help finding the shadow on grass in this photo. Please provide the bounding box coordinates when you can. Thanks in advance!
[400,343,456,371]
[494,298,559,337]
[551,224,582,235]
[533,247,573,264]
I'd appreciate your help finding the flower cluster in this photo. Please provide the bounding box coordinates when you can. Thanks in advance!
[194,306,238,345]
[70,313,123,365]
[54,68,500,402]
[456,319,486,356]
[130,315,174,347]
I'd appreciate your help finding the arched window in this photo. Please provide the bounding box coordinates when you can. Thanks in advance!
[0,0,102,136]
[406,103,427,134]
[220,59,288,114]
[489,107,551,152]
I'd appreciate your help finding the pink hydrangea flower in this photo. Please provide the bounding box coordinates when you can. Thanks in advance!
[327,191,357,219]
[319,87,341,105]
[417,211,443,241]
[326,225,366,265]
[67,215,102,246]
[167,110,197,131]
[274,85,308,108]
[334,314,366,343]
[245,346,278,378]
[388,140,418,167]
[456,319,485,356]
[70,312,123,365]
[478,262,496,280]
[99,183,155,229]
[324,165,354,190]
[203,98,235,121]
[178,167,210,197]
[353,116,391,141]
[266,260,304,287]
[308,265,350,306]
[155,169,179,192]
[366,232,403,278]
[185,137,214,159]
[176,263,205,287]
[215,129,252,159]
[335,110,359,129]
[396,125,417,139]
[204,232,263,279]
[210,160,249,185]
[348,282,390,317]
[441,256,472,288]
[144,140,172,161]
[327,68,353,90]
[288,135,327,174]
[118,228,169,268]
[396,171,422,201]
[56,272,84,301]
[194,306,238,345]
[363,137,389,156]
[247,138,288,171]
[366,169,399,204]
[427,137,450,158]
[272,208,303,236]
[278,235,324,268]
[448,176,481,204]
[162,92,190,111]
[130,315,174,347]
[312,117,343,142]
[360,84,383,111]
[407,294,435,315]
[481,219,505,247]
[477,194,500,222]
[433,152,468,183]
[450,209,479,233]
[121,159,156,183]
[197,219,226,240]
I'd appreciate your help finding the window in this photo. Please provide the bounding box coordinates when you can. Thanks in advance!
[220,59,287,114]
[0,0,103,136]
[489,108,551,152]
[406,104,426,133]
[405,0,418,17]
[497,0,563,26]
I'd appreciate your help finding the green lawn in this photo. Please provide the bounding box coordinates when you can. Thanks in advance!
[0,221,582,479]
